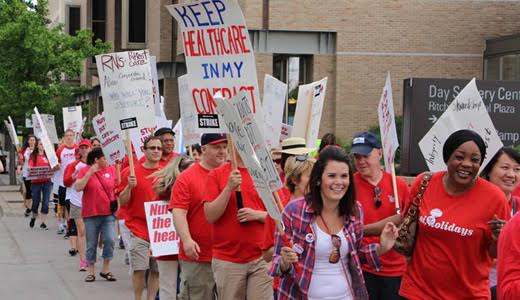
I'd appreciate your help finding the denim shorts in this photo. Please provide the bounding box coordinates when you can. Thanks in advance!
[84,214,116,264]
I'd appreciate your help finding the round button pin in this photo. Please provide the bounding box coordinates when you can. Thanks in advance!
[305,233,315,243]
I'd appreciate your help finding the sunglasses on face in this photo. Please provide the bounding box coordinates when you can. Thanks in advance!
[374,186,382,208]
[329,234,341,264]
[146,146,163,151]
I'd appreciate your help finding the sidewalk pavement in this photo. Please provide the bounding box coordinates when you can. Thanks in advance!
[0,180,133,300]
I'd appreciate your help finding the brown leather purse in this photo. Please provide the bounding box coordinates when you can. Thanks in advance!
[393,172,433,257]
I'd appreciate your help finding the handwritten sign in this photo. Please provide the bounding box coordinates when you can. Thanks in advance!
[280,123,292,145]
[166,0,263,133]
[130,126,156,160]
[92,113,126,164]
[33,107,59,168]
[63,106,83,133]
[178,75,201,146]
[5,116,20,147]
[32,113,59,144]
[144,201,179,257]
[419,78,503,172]
[262,74,287,148]
[292,77,328,148]
[215,96,281,221]
[27,166,55,180]
[96,50,157,131]
[378,73,399,172]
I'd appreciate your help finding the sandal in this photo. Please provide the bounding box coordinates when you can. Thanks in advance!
[85,274,95,282]
[99,272,117,282]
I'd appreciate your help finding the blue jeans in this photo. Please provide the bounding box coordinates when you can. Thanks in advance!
[84,214,116,264]
[31,181,52,215]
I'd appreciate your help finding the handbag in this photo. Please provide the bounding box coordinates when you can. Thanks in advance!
[95,172,118,213]
[393,172,433,257]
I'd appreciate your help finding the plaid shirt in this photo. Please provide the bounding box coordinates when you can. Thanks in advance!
[269,197,381,300]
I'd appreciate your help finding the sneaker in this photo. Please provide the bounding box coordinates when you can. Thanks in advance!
[57,223,66,235]
[63,233,70,240]
[40,223,48,230]
[29,218,36,228]
[69,248,78,256]
[79,260,87,272]
[24,208,31,217]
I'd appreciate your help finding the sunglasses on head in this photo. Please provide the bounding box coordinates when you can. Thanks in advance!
[329,234,341,264]
[374,186,382,208]
[295,155,308,162]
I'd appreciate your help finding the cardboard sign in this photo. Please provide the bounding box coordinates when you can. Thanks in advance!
[130,126,156,160]
[292,77,328,148]
[27,166,55,180]
[280,123,292,145]
[178,75,201,146]
[233,92,283,191]
[419,79,503,172]
[144,201,179,257]
[32,113,59,144]
[33,107,59,168]
[92,113,126,164]
[96,50,157,131]
[166,0,263,133]
[62,106,83,133]
[262,75,287,149]
[6,116,20,147]
[378,73,399,172]
[215,96,282,221]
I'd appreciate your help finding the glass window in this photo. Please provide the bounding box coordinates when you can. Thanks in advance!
[272,55,312,125]
[128,0,146,43]
[68,7,81,36]
[502,55,519,81]
[484,54,520,81]
[484,57,500,80]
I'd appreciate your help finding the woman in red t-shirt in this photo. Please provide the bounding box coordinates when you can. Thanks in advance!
[28,139,53,229]
[482,146,520,299]
[400,130,510,300]
[149,155,193,300]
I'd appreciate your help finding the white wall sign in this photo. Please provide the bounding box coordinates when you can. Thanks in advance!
[262,74,287,149]
[378,72,399,172]
[144,201,179,257]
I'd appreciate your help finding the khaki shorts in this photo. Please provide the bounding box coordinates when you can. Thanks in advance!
[129,235,158,272]
[69,203,82,219]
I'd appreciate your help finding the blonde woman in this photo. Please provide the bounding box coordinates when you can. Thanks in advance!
[149,156,194,300]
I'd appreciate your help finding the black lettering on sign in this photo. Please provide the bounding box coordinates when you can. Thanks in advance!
[198,114,220,128]
[120,117,138,130]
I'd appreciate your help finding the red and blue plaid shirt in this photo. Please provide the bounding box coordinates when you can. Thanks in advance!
[269,197,381,300]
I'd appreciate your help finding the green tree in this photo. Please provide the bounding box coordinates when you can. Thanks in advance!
[0,0,110,133]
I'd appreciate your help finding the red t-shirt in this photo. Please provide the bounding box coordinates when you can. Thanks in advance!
[28,153,52,184]
[170,162,213,262]
[497,213,520,300]
[513,185,520,199]
[160,152,179,167]
[354,171,409,277]
[400,172,510,300]
[118,163,160,242]
[77,165,116,218]
[203,163,267,263]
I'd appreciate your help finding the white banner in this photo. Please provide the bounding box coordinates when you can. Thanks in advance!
[292,77,328,148]
[378,72,399,172]
[27,166,55,180]
[215,96,281,221]
[33,107,59,168]
[6,116,20,147]
[62,106,83,133]
[166,0,263,133]
[32,113,59,144]
[178,75,201,146]
[144,201,179,257]
[96,50,157,131]
[419,78,503,172]
[92,113,126,165]
[262,75,287,149]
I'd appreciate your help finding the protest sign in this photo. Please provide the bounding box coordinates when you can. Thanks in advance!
[262,75,287,149]
[150,56,162,118]
[130,126,156,160]
[232,92,283,191]
[27,166,54,180]
[378,73,399,173]
[96,50,157,131]
[144,201,179,257]
[62,106,83,133]
[32,113,59,144]
[166,0,263,133]
[178,75,201,146]
[280,123,292,145]
[419,78,503,172]
[215,96,281,221]
[6,116,20,147]
[33,107,59,168]
[292,77,328,148]
[92,113,126,164]
[173,119,187,155]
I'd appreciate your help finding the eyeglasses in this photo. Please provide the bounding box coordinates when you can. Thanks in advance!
[374,186,382,208]
[295,155,308,162]
[146,146,163,151]
[329,234,341,264]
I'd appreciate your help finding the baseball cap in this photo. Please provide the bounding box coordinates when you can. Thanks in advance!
[280,137,314,155]
[201,133,227,146]
[78,139,92,147]
[154,127,175,137]
[351,132,381,155]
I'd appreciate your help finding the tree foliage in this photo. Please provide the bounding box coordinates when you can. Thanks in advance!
[0,0,109,133]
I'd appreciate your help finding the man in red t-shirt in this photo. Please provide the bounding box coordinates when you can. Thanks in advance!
[154,127,179,166]
[118,136,162,300]
[170,133,227,300]
[203,152,273,300]
[351,132,409,300]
